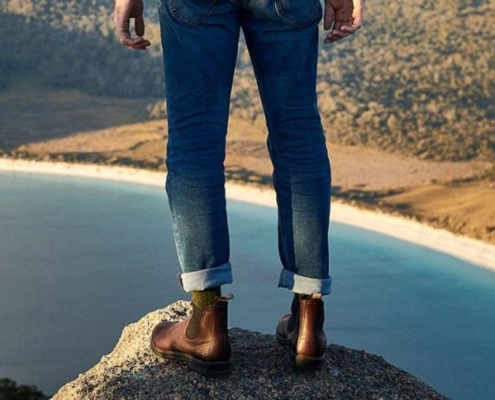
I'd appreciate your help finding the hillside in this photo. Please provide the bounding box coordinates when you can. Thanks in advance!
[1,0,494,162]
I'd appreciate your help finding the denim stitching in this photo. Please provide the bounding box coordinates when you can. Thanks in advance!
[168,0,220,26]
[274,0,320,28]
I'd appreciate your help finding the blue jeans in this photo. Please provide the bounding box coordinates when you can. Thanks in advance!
[158,0,332,295]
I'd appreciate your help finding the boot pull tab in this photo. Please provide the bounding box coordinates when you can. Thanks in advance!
[219,293,234,301]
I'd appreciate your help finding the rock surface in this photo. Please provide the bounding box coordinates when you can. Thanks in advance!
[53,301,450,400]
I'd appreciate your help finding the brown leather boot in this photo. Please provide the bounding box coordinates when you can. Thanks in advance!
[276,294,327,370]
[150,297,231,376]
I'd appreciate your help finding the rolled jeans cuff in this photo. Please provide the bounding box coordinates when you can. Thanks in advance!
[278,269,332,295]
[178,262,233,292]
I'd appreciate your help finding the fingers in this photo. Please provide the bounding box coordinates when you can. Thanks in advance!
[339,23,360,35]
[119,36,150,50]
[113,0,132,42]
[135,14,145,37]
[113,0,150,50]
[324,28,352,44]
[116,26,150,50]
[113,14,131,45]
[124,37,151,50]
[323,0,364,44]
[323,0,335,31]
[324,20,353,43]
[350,0,364,30]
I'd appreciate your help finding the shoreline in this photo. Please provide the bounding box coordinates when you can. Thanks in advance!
[2,157,495,273]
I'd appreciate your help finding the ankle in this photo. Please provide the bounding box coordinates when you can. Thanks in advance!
[191,287,221,310]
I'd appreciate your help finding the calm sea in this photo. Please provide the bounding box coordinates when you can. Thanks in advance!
[1,171,495,399]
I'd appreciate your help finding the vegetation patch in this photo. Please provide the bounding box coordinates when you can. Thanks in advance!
[1,0,493,162]
[0,378,49,400]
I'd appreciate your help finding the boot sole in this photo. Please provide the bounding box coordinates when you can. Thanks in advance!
[150,338,231,376]
[276,333,325,371]
[276,332,289,346]
[290,350,325,370]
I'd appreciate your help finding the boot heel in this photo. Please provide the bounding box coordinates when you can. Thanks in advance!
[289,350,325,371]
[187,357,231,376]
[277,296,327,371]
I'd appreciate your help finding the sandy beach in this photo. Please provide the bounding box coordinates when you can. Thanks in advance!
[2,157,495,273]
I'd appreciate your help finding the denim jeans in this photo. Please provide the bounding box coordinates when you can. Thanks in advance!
[158,0,332,295]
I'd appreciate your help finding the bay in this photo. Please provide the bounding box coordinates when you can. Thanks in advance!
[1,171,494,399]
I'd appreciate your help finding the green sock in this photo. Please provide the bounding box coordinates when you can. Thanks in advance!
[186,287,221,340]
[191,287,222,310]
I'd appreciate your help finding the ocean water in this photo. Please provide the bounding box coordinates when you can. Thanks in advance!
[1,171,495,399]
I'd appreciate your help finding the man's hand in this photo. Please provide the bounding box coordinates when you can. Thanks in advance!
[323,0,364,44]
[113,0,151,50]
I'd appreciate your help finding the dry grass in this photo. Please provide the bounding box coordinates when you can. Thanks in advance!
[381,182,495,244]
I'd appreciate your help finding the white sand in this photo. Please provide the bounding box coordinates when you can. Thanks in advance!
[2,157,495,273]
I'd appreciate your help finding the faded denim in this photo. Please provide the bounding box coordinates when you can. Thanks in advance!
[158,0,332,295]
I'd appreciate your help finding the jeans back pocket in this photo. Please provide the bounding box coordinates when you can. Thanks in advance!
[275,0,322,28]
[168,0,219,25]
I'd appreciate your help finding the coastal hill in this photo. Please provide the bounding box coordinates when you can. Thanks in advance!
[1,0,494,162]
[52,301,450,399]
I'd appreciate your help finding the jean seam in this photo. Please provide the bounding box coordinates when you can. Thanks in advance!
[274,0,320,28]
[168,0,220,25]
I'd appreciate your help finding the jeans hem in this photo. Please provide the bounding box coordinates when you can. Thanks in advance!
[278,269,332,295]
[179,261,233,292]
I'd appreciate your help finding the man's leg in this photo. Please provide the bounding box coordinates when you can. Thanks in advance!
[241,1,332,296]
[159,0,241,292]
[240,0,330,369]
[151,0,241,375]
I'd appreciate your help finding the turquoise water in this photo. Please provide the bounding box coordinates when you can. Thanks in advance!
[1,171,495,399]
